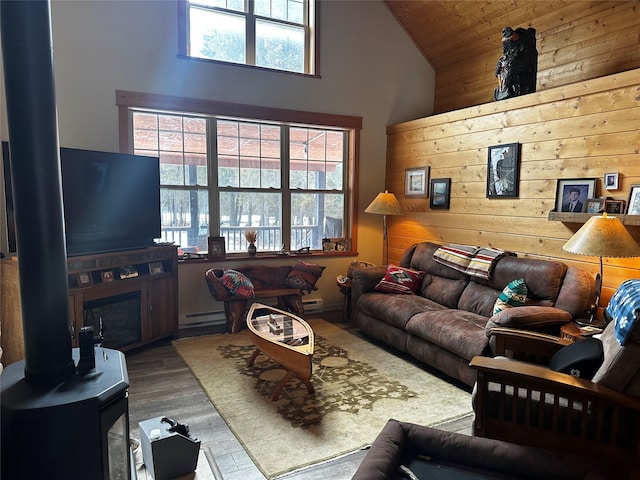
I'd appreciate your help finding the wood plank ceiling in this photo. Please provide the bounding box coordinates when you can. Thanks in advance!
[383,1,640,113]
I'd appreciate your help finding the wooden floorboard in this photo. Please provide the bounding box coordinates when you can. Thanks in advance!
[125,311,473,479]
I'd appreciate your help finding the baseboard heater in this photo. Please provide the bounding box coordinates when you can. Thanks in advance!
[179,311,226,328]
[303,298,323,314]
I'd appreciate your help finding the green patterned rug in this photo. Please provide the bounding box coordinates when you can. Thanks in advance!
[173,319,472,479]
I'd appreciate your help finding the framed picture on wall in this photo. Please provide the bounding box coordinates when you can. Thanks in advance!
[486,143,520,198]
[430,178,451,209]
[627,184,640,216]
[404,166,429,197]
[555,178,597,213]
[604,172,619,190]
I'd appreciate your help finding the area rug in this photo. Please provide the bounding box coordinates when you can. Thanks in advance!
[173,320,472,479]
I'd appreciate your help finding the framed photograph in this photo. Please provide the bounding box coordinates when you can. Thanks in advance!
[584,198,604,214]
[404,166,429,197]
[627,184,640,215]
[486,143,520,198]
[430,178,451,209]
[148,262,164,275]
[605,199,626,215]
[119,265,138,279]
[604,172,619,190]
[207,236,226,260]
[555,178,597,213]
[76,272,93,287]
[100,270,114,283]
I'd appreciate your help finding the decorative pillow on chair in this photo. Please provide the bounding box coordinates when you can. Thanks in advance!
[218,269,255,298]
[493,278,528,315]
[375,265,425,295]
[285,261,326,292]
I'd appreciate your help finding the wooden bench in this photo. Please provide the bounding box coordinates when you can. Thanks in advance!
[205,265,320,333]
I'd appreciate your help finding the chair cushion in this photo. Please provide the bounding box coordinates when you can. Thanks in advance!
[375,265,425,294]
[549,337,604,380]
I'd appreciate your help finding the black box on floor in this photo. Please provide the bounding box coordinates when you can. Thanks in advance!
[139,416,200,480]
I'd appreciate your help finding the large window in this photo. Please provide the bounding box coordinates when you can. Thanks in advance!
[179,0,317,75]
[118,91,360,255]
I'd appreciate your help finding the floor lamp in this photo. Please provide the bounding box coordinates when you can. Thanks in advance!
[364,190,402,265]
[562,213,640,326]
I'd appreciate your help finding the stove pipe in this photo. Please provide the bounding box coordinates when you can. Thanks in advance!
[1,0,75,385]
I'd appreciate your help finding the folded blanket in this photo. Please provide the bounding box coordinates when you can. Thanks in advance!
[434,243,514,280]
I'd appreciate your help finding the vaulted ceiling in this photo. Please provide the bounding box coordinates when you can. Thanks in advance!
[383,1,640,113]
[383,0,594,69]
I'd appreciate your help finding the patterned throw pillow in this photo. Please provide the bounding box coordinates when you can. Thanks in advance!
[606,278,640,345]
[493,278,528,314]
[285,261,326,292]
[219,269,255,298]
[375,265,425,295]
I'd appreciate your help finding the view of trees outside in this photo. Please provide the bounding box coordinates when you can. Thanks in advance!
[131,106,346,253]
[189,0,307,73]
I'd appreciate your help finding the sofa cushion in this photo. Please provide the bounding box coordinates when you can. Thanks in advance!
[357,293,446,331]
[285,260,325,291]
[375,265,425,294]
[420,274,469,309]
[493,278,528,314]
[406,310,489,360]
[217,269,255,298]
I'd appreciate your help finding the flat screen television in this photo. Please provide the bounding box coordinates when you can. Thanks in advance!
[2,142,161,256]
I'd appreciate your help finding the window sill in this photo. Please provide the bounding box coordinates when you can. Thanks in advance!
[178,250,356,263]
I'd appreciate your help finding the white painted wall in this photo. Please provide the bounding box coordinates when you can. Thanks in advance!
[0,0,434,316]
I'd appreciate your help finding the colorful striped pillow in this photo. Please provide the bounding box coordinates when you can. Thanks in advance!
[493,278,528,314]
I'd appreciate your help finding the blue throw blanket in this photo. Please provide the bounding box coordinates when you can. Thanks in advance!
[606,278,640,345]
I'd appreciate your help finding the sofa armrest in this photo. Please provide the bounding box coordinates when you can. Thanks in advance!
[486,306,571,333]
[350,265,387,300]
[489,326,572,363]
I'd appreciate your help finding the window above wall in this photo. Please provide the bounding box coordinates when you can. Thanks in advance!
[178,0,318,75]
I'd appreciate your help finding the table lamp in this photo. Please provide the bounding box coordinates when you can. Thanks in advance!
[365,190,402,264]
[562,213,640,326]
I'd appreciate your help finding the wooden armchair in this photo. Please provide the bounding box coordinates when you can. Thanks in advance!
[470,325,640,472]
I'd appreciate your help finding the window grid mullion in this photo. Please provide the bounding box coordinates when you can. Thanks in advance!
[208,118,221,236]
[281,126,291,250]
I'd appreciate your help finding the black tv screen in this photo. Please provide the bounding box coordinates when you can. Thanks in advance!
[2,142,161,256]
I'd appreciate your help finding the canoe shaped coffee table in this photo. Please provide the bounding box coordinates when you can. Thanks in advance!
[246,303,315,400]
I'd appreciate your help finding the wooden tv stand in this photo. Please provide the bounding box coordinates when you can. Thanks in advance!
[67,245,178,351]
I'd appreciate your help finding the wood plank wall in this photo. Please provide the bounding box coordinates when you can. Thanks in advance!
[431,1,640,113]
[385,68,640,309]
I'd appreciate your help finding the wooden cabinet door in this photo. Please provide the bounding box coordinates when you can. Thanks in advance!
[146,276,177,341]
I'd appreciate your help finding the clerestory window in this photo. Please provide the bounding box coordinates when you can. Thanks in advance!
[117,91,360,255]
[179,0,317,75]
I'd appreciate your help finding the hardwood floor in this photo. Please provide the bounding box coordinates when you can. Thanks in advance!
[125,311,473,479]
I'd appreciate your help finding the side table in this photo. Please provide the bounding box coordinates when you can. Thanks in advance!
[560,323,584,342]
[336,278,352,321]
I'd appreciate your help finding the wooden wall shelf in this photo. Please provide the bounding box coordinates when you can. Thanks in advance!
[548,212,640,226]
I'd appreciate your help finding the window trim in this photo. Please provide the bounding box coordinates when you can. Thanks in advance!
[177,0,320,77]
[116,90,361,254]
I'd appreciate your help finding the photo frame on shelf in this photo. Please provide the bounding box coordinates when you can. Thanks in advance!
[148,262,164,275]
[207,236,226,260]
[627,184,640,216]
[430,178,451,209]
[605,198,626,215]
[76,272,93,287]
[404,166,429,197]
[554,178,597,213]
[100,270,114,283]
[486,143,520,198]
[119,265,138,279]
[585,198,604,214]
[604,172,619,190]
